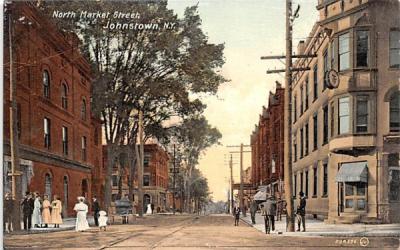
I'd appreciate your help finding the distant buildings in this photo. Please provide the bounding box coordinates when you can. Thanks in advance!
[291,0,400,223]
[250,83,285,197]
[3,2,102,216]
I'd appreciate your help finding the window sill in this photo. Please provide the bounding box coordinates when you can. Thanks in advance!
[312,195,317,198]
[321,195,328,198]
[388,67,400,71]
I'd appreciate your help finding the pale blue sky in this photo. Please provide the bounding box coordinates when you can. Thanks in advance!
[168,0,318,201]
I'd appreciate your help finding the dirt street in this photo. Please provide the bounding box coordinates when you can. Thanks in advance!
[4,214,399,249]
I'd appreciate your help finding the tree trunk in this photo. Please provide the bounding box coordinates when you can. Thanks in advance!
[104,144,117,212]
[128,146,136,203]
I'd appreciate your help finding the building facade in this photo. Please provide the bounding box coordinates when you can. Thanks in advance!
[3,3,102,216]
[103,143,170,213]
[250,83,285,196]
[291,0,400,223]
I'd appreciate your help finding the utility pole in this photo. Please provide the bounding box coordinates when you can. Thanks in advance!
[228,144,251,217]
[8,9,22,231]
[230,154,233,214]
[172,144,176,215]
[137,110,144,217]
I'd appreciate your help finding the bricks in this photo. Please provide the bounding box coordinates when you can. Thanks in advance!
[3,2,102,216]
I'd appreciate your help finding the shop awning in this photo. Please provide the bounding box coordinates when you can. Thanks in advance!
[253,186,268,201]
[335,162,368,183]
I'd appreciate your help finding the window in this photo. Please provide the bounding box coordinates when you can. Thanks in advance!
[144,155,150,167]
[305,78,309,111]
[323,163,328,196]
[389,153,400,201]
[81,136,87,161]
[17,103,21,139]
[339,33,350,71]
[305,123,309,156]
[43,70,50,98]
[293,134,297,162]
[61,83,68,109]
[390,30,400,68]
[313,64,318,100]
[305,170,309,197]
[356,96,369,133]
[331,40,336,69]
[356,30,369,67]
[81,99,87,121]
[94,128,99,146]
[313,166,318,197]
[323,106,328,144]
[63,176,68,211]
[390,92,400,132]
[44,118,51,149]
[144,175,150,186]
[112,175,118,186]
[300,172,304,193]
[45,173,52,198]
[338,97,350,134]
[62,126,68,155]
[294,174,297,198]
[344,182,366,210]
[300,127,304,159]
[313,113,318,150]
[323,50,328,90]
[330,103,335,137]
[293,95,297,122]
[300,85,304,115]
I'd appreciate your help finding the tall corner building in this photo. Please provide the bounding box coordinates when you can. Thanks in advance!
[291,0,400,223]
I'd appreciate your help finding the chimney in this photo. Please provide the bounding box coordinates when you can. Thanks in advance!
[297,40,305,56]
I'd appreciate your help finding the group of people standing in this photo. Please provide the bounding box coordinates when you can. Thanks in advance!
[233,191,307,233]
[20,191,63,231]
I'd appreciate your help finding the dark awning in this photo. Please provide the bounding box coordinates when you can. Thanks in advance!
[335,162,368,183]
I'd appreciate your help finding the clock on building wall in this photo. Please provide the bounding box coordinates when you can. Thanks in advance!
[326,69,340,89]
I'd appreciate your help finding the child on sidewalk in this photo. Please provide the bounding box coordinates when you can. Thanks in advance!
[98,210,108,231]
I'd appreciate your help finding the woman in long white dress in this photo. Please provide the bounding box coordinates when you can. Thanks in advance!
[146,204,152,214]
[73,197,90,232]
[31,192,42,228]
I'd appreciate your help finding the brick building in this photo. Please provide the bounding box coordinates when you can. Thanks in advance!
[103,143,170,213]
[3,2,102,216]
[291,0,400,223]
[250,83,285,196]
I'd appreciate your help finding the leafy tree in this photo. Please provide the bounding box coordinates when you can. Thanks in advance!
[41,1,227,209]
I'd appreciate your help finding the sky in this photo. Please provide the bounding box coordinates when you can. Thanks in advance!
[168,0,318,201]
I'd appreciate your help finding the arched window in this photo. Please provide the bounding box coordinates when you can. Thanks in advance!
[61,83,68,109]
[390,92,400,132]
[63,176,69,213]
[43,70,50,98]
[45,173,52,199]
[81,99,87,120]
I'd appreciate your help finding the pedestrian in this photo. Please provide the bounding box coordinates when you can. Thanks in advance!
[233,205,240,226]
[41,195,51,228]
[151,203,155,214]
[277,195,286,221]
[31,192,42,228]
[4,193,14,233]
[21,191,34,230]
[51,195,63,228]
[250,199,258,224]
[146,203,152,214]
[262,195,277,234]
[296,191,306,232]
[92,196,100,227]
[74,197,90,232]
[98,210,108,231]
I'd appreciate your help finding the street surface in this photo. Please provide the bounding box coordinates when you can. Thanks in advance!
[4,214,400,249]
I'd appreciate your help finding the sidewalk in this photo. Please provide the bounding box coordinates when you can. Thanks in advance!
[241,213,400,237]
[9,216,96,235]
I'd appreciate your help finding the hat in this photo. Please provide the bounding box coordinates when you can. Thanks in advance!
[299,191,304,196]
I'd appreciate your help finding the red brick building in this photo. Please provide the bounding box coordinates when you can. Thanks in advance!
[3,2,102,216]
[250,83,285,196]
[102,143,170,212]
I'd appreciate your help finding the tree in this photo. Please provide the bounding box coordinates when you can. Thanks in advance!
[41,1,227,210]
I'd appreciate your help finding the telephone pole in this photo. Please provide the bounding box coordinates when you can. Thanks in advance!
[228,144,251,216]
[172,144,176,215]
[229,154,233,214]
[284,0,295,232]
[8,9,22,231]
[137,110,144,217]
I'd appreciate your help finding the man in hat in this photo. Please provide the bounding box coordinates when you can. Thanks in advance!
[21,192,34,230]
[249,199,258,224]
[263,195,277,234]
[296,191,306,232]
